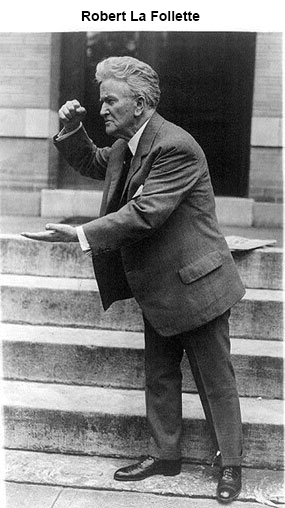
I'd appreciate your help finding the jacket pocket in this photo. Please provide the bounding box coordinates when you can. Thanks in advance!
[178,251,223,284]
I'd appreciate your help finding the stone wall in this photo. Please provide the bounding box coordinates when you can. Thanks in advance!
[0,33,61,214]
[249,32,283,203]
[0,32,282,216]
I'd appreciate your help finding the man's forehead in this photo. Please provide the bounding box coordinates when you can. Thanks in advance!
[100,79,130,98]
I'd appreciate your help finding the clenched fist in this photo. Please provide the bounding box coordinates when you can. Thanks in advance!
[59,99,87,132]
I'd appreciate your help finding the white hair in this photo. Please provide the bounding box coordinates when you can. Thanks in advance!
[95,56,161,109]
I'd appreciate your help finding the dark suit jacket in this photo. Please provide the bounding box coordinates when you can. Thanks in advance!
[54,112,245,336]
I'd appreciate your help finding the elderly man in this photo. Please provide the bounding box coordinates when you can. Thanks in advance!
[22,56,245,503]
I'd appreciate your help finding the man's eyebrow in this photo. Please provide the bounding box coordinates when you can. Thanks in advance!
[99,94,116,103]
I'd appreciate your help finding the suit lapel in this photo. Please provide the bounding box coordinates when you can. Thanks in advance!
[102,112,165,213]
[101,140,128,214]
[120,112,165,201]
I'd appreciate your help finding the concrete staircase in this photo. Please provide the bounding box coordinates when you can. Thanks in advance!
[0,232,284,506]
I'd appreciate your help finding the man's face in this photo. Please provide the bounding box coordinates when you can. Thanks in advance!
[99,79,138,140]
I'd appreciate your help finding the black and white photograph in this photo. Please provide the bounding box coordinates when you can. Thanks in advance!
[0,2,283,507]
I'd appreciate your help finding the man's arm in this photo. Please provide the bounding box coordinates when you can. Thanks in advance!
[21,100,105,245]
[53,99,110,181]
[82,141,207,255]
[21,140,205,246]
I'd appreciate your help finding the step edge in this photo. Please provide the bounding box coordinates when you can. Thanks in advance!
[0,274,283,300]
[1,324,283,357]
[3,380,283,425]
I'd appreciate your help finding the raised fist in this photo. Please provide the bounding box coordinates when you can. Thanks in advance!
[58,99,87,132]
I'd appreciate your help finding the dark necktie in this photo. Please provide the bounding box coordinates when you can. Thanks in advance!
[123,146,133,176]
[119,146,133,206]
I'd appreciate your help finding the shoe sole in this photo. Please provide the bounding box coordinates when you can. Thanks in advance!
[217,487,241,504]
[114,469,181,481]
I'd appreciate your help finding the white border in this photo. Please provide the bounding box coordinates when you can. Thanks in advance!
[0,0,284,32]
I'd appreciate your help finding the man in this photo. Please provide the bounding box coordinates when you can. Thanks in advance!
[22,56,245,503]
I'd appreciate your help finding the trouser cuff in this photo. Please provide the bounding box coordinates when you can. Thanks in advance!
[148,438,181,461]
[221,456,243,467]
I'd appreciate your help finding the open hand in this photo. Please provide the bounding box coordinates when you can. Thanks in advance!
[21,223,78,243]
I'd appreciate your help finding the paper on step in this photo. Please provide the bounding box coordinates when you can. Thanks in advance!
[226,236,277,251]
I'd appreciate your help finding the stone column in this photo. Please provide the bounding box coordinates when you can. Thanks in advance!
[0,33,61,215]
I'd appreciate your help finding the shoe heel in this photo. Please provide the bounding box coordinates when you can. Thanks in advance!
[162,463,181,476]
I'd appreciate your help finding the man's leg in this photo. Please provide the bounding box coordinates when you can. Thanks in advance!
[114,316,183,481]
[181,310,242,502]
[144,316,184,460]
[181,310,243,466]
[185,346,220,457]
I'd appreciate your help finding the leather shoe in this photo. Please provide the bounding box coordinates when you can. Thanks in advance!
[114,455,182,481]
[217,466,242,503]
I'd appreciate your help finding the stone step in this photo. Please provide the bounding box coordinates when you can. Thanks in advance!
[0,234,282,289]
[5,450,284,507]
[232,247,283,290]
[3,380,283,469]
[2,324,283,399]
[0,275,283,340]
[4,483,268,508]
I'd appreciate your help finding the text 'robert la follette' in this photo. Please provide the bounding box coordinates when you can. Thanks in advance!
[81,11,200,22]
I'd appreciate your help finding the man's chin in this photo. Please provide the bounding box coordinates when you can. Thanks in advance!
[105,126,115,136]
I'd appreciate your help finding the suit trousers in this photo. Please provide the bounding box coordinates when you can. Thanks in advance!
[144,310,243,467]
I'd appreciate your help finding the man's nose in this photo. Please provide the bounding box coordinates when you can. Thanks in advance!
[100,103,109,116]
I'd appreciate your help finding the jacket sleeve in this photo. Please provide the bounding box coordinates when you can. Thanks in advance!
[53,125,111,181]
[82,141,209,255]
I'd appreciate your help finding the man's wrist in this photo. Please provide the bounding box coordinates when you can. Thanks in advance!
[76,225,91,253]
[64,122,81,133]
[56,122,82,141]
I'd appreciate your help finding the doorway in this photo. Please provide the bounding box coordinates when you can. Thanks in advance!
[59,31,256,197]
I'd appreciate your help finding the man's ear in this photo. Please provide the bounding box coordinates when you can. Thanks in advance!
[134,96,145,117]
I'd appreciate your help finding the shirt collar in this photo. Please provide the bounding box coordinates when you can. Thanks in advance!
[128,117,151,156]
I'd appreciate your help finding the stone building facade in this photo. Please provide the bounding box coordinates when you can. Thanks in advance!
[0,32,282,225]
